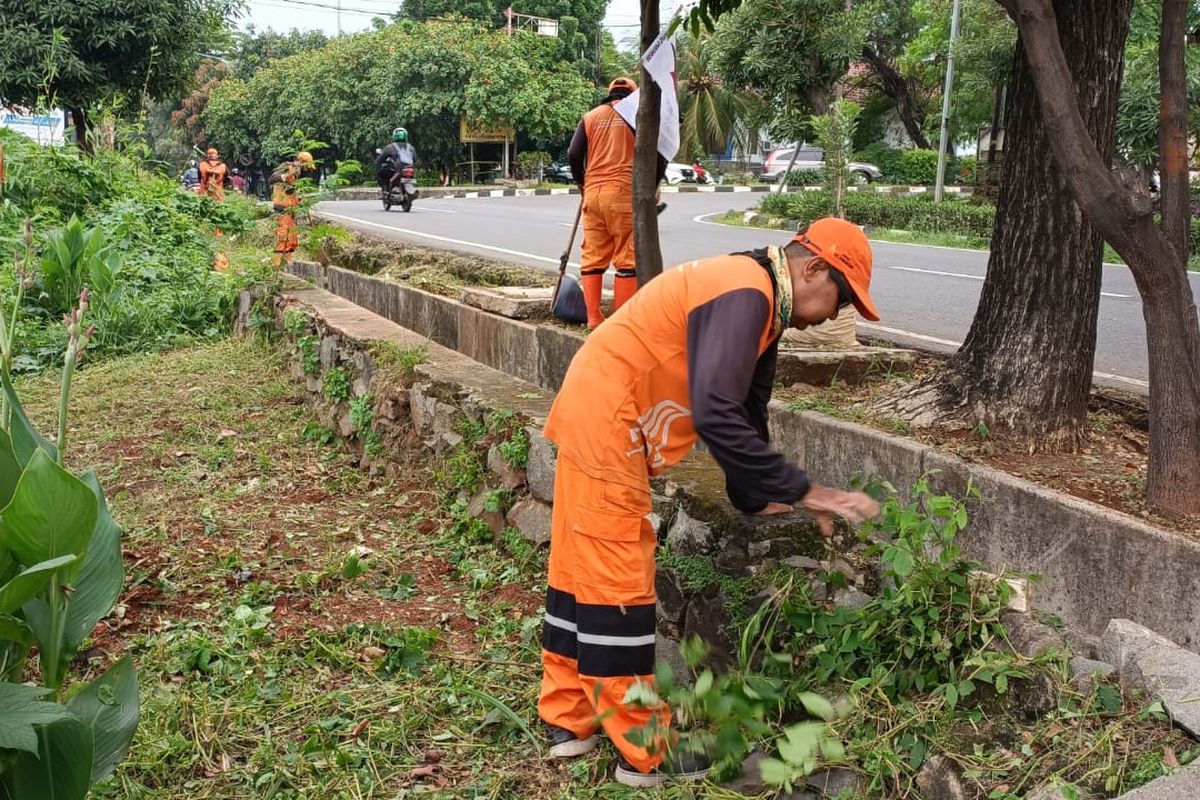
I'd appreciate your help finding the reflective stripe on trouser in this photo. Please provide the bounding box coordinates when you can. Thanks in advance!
[538,454,669,773]
[580,184,634,275]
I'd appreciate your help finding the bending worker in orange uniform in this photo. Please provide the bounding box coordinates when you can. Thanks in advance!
[566,77,666,328]
[539,218,884,788]
[271,151,316,268]
[197,148,229,202]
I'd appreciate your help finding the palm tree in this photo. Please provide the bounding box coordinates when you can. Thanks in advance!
[676,34,758,161]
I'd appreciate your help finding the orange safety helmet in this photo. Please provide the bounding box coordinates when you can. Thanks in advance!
[296,151,315,166]
[206,147,219,159]
[607,77,637,94]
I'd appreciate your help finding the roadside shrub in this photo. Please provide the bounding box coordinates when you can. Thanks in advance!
[759,191,995,239]
[783,168,827,187]
[0,129,251,371]
[956,155,977,185]
[893,149,940,185]
[853,143,904,182]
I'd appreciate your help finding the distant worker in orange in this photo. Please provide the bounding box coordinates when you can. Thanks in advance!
[270,151,316,268]
[197,148,229,202]
[538,218,883,787]
[567,77,666,328]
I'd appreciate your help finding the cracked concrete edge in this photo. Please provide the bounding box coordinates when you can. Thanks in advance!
[284,262,1200,651]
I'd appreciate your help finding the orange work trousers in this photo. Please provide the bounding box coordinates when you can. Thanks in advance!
[580,184,634,277]
[538,453,670,773]
[273,211,298,267]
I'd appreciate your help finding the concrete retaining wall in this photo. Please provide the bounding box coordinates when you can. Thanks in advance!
[285,259,1200,651]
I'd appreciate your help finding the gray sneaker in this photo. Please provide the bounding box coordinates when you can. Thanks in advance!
[615,752,710,788]
[546,724,599,758]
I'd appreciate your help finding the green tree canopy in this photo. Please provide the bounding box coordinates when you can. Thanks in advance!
[708,0,869,140]
[0,0,237,138]
[227,27,331,80]
[398,0,606,78]
[203,18,594,169]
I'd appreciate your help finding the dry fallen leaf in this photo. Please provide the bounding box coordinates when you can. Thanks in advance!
[360,646,386,660]
[1164,746,1180,769]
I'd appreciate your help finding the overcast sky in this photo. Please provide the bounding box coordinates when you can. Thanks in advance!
[237,0,677,47]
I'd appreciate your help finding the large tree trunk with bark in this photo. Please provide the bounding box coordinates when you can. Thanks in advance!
[996,0,1200,515]
[879,0,1130,452]
[861,47,932,149]
[633,0,664,286]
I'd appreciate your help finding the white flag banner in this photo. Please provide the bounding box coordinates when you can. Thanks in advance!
[614,30,680,161]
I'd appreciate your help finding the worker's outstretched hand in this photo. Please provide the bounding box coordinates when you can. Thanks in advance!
[799,485,881,537]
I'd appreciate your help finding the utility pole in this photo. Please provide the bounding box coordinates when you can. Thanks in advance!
[506,6,514,35]
[337,0,342,34]
[933,0,961,203]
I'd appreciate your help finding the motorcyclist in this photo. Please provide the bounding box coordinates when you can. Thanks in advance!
[376,127,417,190]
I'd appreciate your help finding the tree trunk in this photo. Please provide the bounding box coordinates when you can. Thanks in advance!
[997,0,1200,515]
[633,0,664,286]
[69,107,91,152]
[861,47,932,149]
[880,0,1130,451]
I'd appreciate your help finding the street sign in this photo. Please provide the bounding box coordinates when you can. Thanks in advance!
[1,107,65,145]
[460,117,514,144]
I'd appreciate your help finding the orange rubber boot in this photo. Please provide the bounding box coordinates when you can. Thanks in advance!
[581,272,606,328]
[613,270,637,311]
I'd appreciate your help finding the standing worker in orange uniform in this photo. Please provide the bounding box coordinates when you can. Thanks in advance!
[538,218,884,787]
[567,77,667,328]
[270,151,316,268]
[197,148,229,202]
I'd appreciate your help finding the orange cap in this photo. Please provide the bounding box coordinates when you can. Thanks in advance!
[206,147,219,159]
[608,77,637,93]
[793,218,880,322]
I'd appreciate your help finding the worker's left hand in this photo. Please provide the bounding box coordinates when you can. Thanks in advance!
[800,485,881,537]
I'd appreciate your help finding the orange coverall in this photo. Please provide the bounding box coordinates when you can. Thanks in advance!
[198,158,228,202]
[538,253,812,772]
[568,102,637,327]
[272,163,303,267]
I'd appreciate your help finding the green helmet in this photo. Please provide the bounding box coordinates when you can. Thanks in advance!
[392,127,408,142]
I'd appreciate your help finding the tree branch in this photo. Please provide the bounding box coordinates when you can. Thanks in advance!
[860,46,932,149]
[1005,0,1140,250]
[1158,0,1190,261]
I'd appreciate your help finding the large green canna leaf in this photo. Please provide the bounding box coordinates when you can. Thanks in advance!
[0,371,58,466]
[66,655,139,783]
[0,449,96,568]
[63,470,123,654]
[0,430,22,510]
[0,554,78,615]
[0,682,71,755]
[0,715,93,800]
[0,614,33,646]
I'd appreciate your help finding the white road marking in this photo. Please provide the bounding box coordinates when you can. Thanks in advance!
[691,212,1133,297]
[859,322,1149,389]
[318,210,579,269]
[691,211,1198,284]
[412,205,457,214]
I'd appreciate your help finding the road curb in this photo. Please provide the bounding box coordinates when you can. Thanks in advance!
[333,183,975,202]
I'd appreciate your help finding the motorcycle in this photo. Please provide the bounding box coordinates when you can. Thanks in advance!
[381,164,418,212]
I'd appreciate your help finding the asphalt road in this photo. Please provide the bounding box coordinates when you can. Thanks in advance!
[317,192,1200,393]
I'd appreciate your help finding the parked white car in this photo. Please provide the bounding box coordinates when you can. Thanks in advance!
[663,162,697,185]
